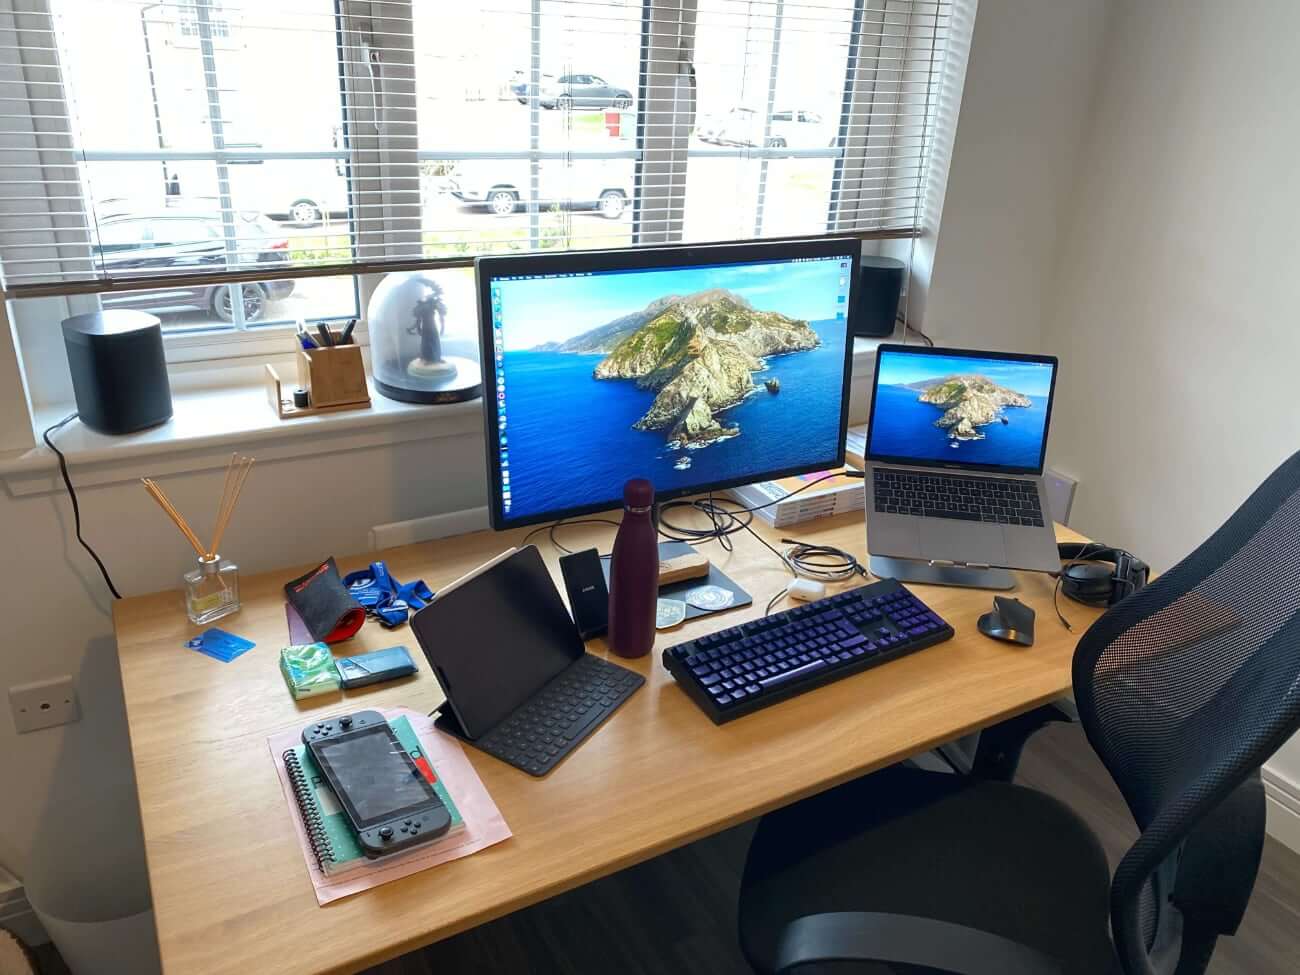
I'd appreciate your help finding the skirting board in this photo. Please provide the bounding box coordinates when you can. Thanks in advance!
[368,506,490,551]
[1263,766,1300,854]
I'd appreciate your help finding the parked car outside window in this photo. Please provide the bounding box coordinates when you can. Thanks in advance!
[696,106,835,148]
[92,210,294,322]
[447,160,631,219]
[538,73,633,111]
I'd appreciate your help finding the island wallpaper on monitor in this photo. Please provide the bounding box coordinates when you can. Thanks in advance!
[491,258,853,519]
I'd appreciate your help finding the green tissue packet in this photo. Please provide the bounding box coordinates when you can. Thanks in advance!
[280,642,341,699]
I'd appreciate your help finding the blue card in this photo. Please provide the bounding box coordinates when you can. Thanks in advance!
[186,628,255,663]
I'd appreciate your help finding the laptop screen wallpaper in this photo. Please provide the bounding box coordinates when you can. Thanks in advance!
[867,350,1056,471]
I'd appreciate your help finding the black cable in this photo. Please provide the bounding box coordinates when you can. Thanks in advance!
[657,493,751,551]
[521,517,621,557]
[897,315,935,347]
[1052,574,1073,632]
[762,538,870,616]
[780,537,869,582]
[522,471,865,606]
[1052,541,1110,631]
[765,587,790,617]
[656,469,864,546]
[655,473,868,615]
[42,413,122,600]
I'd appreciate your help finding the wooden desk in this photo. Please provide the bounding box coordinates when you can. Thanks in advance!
[112,511,1100,975]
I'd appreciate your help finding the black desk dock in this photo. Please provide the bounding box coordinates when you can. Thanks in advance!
[411,545,644,776]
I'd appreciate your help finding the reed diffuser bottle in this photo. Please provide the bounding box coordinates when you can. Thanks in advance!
[184,555,240,625]
[143,452,254,625]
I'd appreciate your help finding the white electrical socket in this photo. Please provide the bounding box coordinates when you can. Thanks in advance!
[9,676,80,734]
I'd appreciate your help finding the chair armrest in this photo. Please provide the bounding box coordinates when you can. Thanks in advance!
[1174,771,1266,936]
[773,912,1067,975]
[970,702,1073,781]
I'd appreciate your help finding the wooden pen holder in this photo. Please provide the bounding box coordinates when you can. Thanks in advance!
[266,339,371,419]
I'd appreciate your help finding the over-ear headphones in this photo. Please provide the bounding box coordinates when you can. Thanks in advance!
[1056,542,1149,607]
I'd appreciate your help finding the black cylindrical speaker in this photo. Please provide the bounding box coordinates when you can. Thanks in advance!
[853,256,906,338]
[62,310,173,435]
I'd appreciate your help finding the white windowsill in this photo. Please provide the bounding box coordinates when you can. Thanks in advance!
[0,333,912,497]
[2,379,482,496]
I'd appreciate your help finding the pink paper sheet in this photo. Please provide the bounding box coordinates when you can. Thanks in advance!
[269,706,512,905]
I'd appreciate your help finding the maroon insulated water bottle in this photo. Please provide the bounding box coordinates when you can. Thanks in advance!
[607,478,658,658]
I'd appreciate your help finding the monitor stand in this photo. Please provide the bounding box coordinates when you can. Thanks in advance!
[869,556,1015,591]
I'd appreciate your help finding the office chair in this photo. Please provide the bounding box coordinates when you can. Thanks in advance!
[738,451,1300,975]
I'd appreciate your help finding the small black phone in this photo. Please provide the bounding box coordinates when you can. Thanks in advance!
[560,547,609,640]
[302,710,451,857]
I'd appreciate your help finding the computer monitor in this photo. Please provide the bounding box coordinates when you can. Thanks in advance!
[477,239,861,529]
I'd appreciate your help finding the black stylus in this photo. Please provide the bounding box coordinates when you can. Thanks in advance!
[315,323,335,348]
[340,319,357,344]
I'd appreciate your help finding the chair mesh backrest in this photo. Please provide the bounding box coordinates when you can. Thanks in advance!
[1072,451,1300,974]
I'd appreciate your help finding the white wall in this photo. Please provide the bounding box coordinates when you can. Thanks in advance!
[0,431,488,884]
[918,0,1109,351]
[1042,0,1300,796]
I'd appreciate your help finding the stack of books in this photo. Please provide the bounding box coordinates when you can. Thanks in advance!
[728,425,870,528]
[270,707,511,905]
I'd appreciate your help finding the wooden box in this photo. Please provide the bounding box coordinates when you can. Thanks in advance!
[296,345,368,409]
[266,339,371,419]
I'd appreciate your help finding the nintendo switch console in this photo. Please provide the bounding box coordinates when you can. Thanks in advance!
[301,709,451,857]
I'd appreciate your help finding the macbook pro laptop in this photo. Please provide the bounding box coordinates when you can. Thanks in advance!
[863,344,1061,583]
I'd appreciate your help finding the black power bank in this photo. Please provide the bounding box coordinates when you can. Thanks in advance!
[559,548,609,640]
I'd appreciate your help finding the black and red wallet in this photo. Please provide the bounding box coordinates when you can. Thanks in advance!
[284,557,366,644]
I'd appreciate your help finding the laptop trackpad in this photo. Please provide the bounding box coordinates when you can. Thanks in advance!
[920,519,1007,566]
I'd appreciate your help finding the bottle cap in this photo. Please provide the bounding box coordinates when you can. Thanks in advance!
[623,477,654,513]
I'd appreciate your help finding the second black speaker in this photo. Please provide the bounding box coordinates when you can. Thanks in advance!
[853,256,906,338]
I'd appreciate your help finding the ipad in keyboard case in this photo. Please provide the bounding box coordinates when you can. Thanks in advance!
[411,545,644,776]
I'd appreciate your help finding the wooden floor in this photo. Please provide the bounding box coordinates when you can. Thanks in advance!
[363,723,1300,975]
[33,724,1300,975]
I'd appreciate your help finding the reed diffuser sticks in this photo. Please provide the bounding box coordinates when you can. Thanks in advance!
[143,453,255,559]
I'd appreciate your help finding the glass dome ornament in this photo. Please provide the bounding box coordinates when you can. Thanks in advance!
[367,271,483,404]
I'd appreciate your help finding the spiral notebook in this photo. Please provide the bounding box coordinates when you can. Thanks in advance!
[281,715,465,875]
[269,707,512,905]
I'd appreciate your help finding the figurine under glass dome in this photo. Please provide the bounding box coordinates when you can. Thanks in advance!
[368,271,483,404]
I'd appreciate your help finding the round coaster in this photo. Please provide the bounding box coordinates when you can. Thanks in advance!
[684,584,735,612]
[656,598,688,630]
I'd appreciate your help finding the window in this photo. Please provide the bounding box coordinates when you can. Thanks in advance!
[0,0,955,346]
[0,0,359,336]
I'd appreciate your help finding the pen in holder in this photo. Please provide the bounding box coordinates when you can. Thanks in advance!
[143,453,254,625]
[265,324,370,419]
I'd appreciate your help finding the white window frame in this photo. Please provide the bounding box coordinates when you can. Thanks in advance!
[5,0,945,397]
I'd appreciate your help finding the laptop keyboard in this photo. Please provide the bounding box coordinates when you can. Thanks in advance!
[873,469,1045,527]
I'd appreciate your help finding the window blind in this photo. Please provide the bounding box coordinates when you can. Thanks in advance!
[0,0,953,298]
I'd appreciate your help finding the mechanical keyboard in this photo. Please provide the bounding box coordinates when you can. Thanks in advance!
[663,578,954,724]
[873,469,1045,527]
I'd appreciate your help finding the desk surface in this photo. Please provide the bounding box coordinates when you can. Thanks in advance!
[112,511,1099,975]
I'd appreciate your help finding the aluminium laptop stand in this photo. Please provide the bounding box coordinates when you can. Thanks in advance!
[869,556,1015,591]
